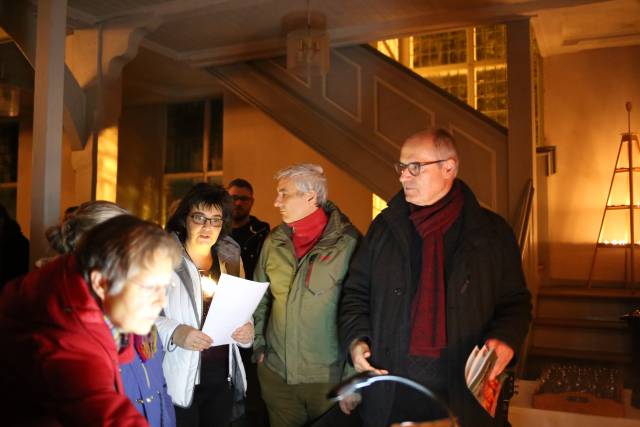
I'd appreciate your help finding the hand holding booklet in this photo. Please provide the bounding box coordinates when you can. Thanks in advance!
[201,273,269,347]
[465,344,507,417]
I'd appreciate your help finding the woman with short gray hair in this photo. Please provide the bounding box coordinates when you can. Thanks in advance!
[0,215,181,426]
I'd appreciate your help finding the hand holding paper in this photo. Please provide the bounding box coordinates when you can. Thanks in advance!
[465,344,508,417]
[201,274,269,347]
[485,338,513,380]
[231,321,254,345]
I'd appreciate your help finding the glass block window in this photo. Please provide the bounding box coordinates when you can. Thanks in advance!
[375,24,509,127]
[427,70,468,102]
[163,98,224,224]
[165,101,205,174]
[476,65,508,125]
[412,30,467,67]
[475,25,506,61]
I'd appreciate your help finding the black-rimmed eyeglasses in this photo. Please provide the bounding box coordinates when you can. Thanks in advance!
[394,160,446,176]
[190,213,223,227]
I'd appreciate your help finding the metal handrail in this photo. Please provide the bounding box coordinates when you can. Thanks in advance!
[516,179,535,256]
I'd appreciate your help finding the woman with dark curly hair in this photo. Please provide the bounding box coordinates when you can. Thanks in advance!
[157,183,254,427]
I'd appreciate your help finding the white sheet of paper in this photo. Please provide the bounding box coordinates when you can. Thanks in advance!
[201,273,269,347]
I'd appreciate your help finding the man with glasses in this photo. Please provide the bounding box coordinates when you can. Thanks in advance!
[253,164,360,427]
[339,128,531,427]
[227,179,270,427]
[227,178,270,281]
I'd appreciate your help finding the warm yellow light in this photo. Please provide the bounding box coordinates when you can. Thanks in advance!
[96,126,118,202]
[201,275,217,299]
[372,194,387,219]
[376,39,399,60]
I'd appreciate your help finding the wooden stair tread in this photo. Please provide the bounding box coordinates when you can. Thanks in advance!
[528,346,632,364]
[533,317,628,329]
[538,286,640,299]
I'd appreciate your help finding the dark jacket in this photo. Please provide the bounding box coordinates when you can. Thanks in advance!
[339,180,532,427]
[231,215,270,280]
[0,255,148,426]
[0,216,29,289]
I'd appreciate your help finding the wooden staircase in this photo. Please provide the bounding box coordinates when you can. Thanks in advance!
[528,286,640,366]
[207,45,509,217]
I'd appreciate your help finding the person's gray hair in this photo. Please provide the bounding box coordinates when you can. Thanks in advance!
[76,215,181,296]
[274,163,328,205]
[46,201,129,254]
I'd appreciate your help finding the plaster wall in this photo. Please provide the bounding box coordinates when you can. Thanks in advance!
[223,91,374,234]
[543,45,640,282]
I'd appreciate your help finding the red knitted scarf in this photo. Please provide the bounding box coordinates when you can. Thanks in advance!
[290,207,328,259]
[408,182,463,357]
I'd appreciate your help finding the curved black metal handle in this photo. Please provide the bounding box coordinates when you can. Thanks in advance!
[327,371,457,426]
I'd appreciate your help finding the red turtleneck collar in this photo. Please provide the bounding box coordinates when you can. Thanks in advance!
[288,207,328,259]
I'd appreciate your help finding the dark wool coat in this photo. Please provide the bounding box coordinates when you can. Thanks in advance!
[339,180,532,427]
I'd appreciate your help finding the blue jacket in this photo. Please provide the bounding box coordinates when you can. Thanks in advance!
[121,333,176,427]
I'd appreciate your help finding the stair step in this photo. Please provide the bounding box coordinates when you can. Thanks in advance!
[536,292,637,319]
[528,346,632,364]
[531,323,630,355]
[538,286,640,299]
[533,317,628,330]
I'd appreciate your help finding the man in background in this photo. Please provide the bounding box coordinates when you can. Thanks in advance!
[228,178,270,280]
[228,178,271,427]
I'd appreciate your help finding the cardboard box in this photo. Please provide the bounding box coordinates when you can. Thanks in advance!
[532,391,625,417]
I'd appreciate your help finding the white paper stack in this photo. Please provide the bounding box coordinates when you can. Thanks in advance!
[201,273,269,346]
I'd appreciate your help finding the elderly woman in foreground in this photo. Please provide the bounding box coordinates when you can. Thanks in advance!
[45,200,177,427]
[0,215,181,426]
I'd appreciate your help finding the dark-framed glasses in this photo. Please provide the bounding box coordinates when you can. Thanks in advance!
[394,160,446,176]
[190,213,223,227]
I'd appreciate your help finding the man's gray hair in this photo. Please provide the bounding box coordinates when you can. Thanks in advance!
[274,163,328,205]
[407,128,459,174]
